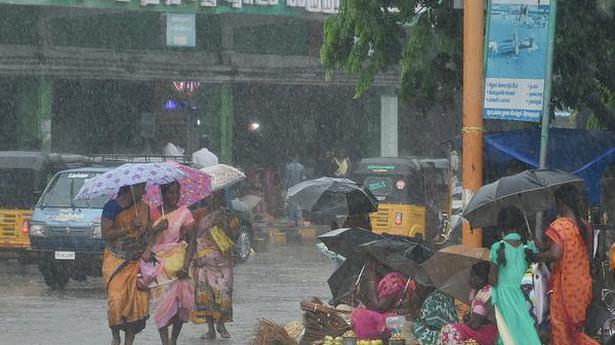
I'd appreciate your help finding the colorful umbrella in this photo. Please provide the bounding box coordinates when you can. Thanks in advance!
[143,161,212,208]
[75,162,185,200]
[200,164,246,191]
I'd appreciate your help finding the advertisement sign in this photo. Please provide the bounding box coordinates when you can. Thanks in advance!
[483,0,552,122]
[166,14,196,47]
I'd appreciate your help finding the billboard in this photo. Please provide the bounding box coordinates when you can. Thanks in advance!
[483,0,552,122]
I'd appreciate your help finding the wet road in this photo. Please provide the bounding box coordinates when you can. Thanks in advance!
[0,244,334,345]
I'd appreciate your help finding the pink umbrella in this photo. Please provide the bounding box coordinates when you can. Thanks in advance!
[143,161,212,209]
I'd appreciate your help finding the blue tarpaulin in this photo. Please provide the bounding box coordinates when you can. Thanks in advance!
[485,128,615,205]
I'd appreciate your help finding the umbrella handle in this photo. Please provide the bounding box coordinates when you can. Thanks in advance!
[522,209,534,241]
[130,186,139,217]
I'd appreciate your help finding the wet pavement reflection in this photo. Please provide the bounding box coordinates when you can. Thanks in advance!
[0,244,334,345]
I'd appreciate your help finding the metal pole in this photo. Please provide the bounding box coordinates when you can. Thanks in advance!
[462,0,485,248]
[538,0,558,168]
[536,0,558,240]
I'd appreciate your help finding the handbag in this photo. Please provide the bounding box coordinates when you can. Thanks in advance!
[161,245,187,277]
[209,226,235,254]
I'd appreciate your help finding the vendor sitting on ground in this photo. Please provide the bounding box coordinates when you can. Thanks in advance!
[411,284,458,345]
[352,261,414,340]
[438,262,498,345]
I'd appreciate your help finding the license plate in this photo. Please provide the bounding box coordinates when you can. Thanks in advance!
[55,251,75,260]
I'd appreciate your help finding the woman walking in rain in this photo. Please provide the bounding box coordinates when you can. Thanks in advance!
[149,181,197,345]
[101,183,167,345]
[489,207,541,345]
[536,185,598,345]
[192,191,239,339]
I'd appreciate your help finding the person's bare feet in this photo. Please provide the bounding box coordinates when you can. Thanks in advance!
[216,324,231,339]
[200,330,216,339]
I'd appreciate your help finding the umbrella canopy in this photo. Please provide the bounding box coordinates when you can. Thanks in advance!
[358,237,433,286]
[318,227,383,258]
[200,164,246,191]
[327,257,366,303]
[287,177,378,216]
[463,169,585,228]
[75,162,185,200]
[143,161,212,208]
[421,245,490,305]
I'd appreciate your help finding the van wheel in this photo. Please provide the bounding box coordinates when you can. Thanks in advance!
[39,256,70,289]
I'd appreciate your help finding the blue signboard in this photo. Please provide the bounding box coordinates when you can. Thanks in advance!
[166,14,196,48]
[483,0,552,122]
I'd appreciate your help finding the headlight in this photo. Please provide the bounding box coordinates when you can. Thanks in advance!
[91,223,102,239]
[30,224,47,237]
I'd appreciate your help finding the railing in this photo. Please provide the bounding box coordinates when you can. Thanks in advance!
[86,154,191,165]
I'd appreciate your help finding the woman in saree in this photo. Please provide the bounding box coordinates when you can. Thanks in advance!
[536,185,598,345]
[489,207,541,345]
[412,285,458,345]
[101,183,167,345]
[439,262,498,345]
[149,181,197,345]
[192,191,239,339]
[351,270,415,340]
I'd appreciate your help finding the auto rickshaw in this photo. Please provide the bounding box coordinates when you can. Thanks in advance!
[0,151,87,260]
[352,157,449,239]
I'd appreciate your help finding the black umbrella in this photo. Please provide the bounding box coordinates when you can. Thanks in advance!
[463,169,585,229]
[325,235,435,303]
[287,177,378,216]
[318,227,383,258]
[327,257,366,303]
[358,237,433,286]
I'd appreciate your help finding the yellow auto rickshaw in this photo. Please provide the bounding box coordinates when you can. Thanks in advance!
[0,152,87,260]
[352,157,449,239]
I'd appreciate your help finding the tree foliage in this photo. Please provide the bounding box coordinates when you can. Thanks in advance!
[321,0,615,129]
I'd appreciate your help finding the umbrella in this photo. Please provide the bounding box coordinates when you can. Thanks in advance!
[327,257,366,303]
[326,236,433,303]
[287,177,378,216]
[358,237,433,286]
[143,161,212,208]
[200,164,246,191]
[75,162,185,200]
[463,169,585,229]
[318,227,383,258]
[421,245,490,305]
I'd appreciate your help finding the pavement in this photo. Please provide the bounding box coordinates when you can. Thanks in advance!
[0,243,334,345]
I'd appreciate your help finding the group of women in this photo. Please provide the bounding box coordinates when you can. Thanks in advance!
[350,184,598,345]
[100,181,237,345]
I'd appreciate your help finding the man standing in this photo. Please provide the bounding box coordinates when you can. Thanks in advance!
[192,135,219,168]
[284,153,306,226]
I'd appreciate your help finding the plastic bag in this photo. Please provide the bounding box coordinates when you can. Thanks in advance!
[209,226,235,254]
[137,259,159,290]
[162,245,186,277]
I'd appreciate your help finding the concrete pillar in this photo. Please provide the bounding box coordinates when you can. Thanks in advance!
[219,84,234,164]
[380,89,399,157]
[15,77,53,152]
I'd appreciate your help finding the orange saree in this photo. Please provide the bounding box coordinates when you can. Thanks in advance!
[545,218,598,345]
[102,202,150,332]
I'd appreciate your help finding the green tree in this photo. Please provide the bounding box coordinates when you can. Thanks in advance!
[321,0,615,129]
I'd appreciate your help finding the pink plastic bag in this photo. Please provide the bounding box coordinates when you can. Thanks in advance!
[351,308,387,340]
[137,259,159,290]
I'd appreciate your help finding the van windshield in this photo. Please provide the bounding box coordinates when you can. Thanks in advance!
[40,172,108,209]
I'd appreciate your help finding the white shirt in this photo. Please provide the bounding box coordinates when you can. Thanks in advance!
[163,142,184,157]
[192,148,219,168]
